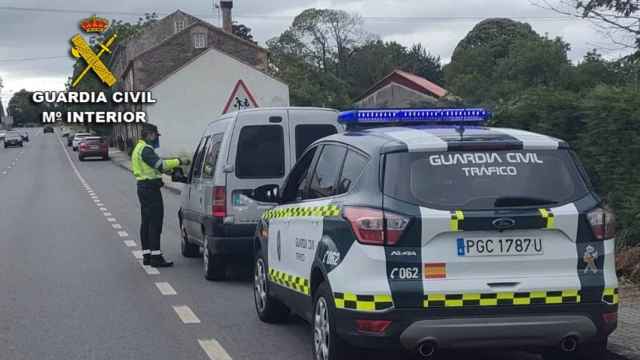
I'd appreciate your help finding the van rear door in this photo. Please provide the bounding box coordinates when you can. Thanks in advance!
[287,109,340,162]
[226,109,290,225]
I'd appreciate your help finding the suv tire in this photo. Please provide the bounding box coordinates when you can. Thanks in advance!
[253,255,289,323]
[203,236,226,281]
[180,224,200,258]
[312,282,352,360]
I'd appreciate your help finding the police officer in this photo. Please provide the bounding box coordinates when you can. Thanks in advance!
[132,123,190,267]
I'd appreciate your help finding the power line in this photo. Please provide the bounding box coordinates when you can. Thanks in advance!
[0,5,577,22]
[0,55,69,63]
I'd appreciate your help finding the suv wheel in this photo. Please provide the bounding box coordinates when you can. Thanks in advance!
[254,256,289,323]
[180,224,200,258]
[203,236,225,281]
[312,282,351,360]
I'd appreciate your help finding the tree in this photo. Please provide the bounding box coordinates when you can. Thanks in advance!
[7,89,48,126]
[232,22,256,43]
[541,0,640,49]
[444,18,572,106]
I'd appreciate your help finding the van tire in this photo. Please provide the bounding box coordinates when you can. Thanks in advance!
[203,236,226,281]
[253,255,289,323]
[180,225,200,258]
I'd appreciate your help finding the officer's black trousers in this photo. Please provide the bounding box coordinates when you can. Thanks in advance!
[137,182,164,253]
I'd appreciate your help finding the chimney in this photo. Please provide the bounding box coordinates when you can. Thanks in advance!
[220,1,233,33]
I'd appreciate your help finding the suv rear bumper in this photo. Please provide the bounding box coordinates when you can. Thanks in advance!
[334,304,617,351]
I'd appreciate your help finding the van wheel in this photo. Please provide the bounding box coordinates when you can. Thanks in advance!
[254,255,289,323]
[312,282,351,360]
[79,155,84,161]
[203,236,226,281]
[180,225,200,258]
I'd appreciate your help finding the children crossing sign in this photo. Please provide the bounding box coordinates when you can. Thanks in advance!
[223,80,259,114]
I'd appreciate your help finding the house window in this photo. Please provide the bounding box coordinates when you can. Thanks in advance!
[175,20,185,33]
[193,33,207,49]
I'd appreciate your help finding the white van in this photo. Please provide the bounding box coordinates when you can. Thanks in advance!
[174,107,341,280]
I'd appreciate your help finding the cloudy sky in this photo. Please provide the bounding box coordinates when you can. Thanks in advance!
[0,0,633,109]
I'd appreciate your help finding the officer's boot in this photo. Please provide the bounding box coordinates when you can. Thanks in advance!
[143,253,151,266]
[150,254,174,268]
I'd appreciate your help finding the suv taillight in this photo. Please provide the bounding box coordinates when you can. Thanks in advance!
[213,186,226,218]
[587,207,615,240]
[80,143,87,149]
[343,207,409,246]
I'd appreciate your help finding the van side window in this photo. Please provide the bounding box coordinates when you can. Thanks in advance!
[188,137,205,182]
[236,125,285,178]
[295,124,337,160]
[202,134,223,179]
[192,136,210,179]
[337,150,367,195]
[308,144,347,199]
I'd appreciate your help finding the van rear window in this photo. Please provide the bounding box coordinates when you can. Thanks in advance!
[384,150,589,209]
[236,125,285,178]
[295,124,337,159]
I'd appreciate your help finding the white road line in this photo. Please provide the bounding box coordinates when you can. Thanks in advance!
[103,212,112,216]
[97,203,104,206]
[100,207,108,212]
[117,231,129,237]
[107,217,116,222]
[112,223,123,229]
[93,199,100,203]
[141,264,160,275]
[124,240,137,247]
[132,250,143,259]
[173,306,200,324]
[155,282,177,296]
[198,339,232,360]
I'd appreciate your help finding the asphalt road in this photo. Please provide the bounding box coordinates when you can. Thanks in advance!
[0,129,631,360]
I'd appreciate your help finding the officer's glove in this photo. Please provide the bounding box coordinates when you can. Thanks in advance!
[180,158,192,166]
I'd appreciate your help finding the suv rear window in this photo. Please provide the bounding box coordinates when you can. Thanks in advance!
[384,150,589,210]
[236,125,285,178]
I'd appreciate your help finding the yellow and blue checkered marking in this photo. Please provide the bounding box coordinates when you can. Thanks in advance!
[334,292,393,312]
[539,208,555,229]
[602,288,619,305]
[262,204,341,221]
[269,268,310,296]
[423,289,581,308]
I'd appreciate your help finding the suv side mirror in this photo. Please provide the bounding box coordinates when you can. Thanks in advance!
[171,167,189,184]
[253,184,280,204]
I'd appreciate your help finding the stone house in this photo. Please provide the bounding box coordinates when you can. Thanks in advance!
[110,4,289,156]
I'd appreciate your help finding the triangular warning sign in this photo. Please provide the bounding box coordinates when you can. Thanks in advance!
[223,80,259,114]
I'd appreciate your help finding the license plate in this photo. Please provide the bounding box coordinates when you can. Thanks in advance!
[90,146,99,150]
[457,237,543,257]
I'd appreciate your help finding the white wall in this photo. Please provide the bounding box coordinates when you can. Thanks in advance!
[146,47,289,157]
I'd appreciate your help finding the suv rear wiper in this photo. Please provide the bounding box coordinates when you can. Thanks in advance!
[494,196,558,207]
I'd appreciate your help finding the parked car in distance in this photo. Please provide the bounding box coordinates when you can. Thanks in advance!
[72,133,92,151]
[4,131,24,148]
[43,126,54,133]
[78,136,109,161]
[173,107,341,281]
[0,131,6,141]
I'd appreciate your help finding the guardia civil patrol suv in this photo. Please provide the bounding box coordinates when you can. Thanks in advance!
[253,109,618,360]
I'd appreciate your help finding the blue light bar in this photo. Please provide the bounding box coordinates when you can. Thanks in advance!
[338,108,491,124]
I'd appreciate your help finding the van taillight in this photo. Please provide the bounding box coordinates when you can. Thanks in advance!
[213,186,226,218]
[343,207,409,246]
[587,207,615,240]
